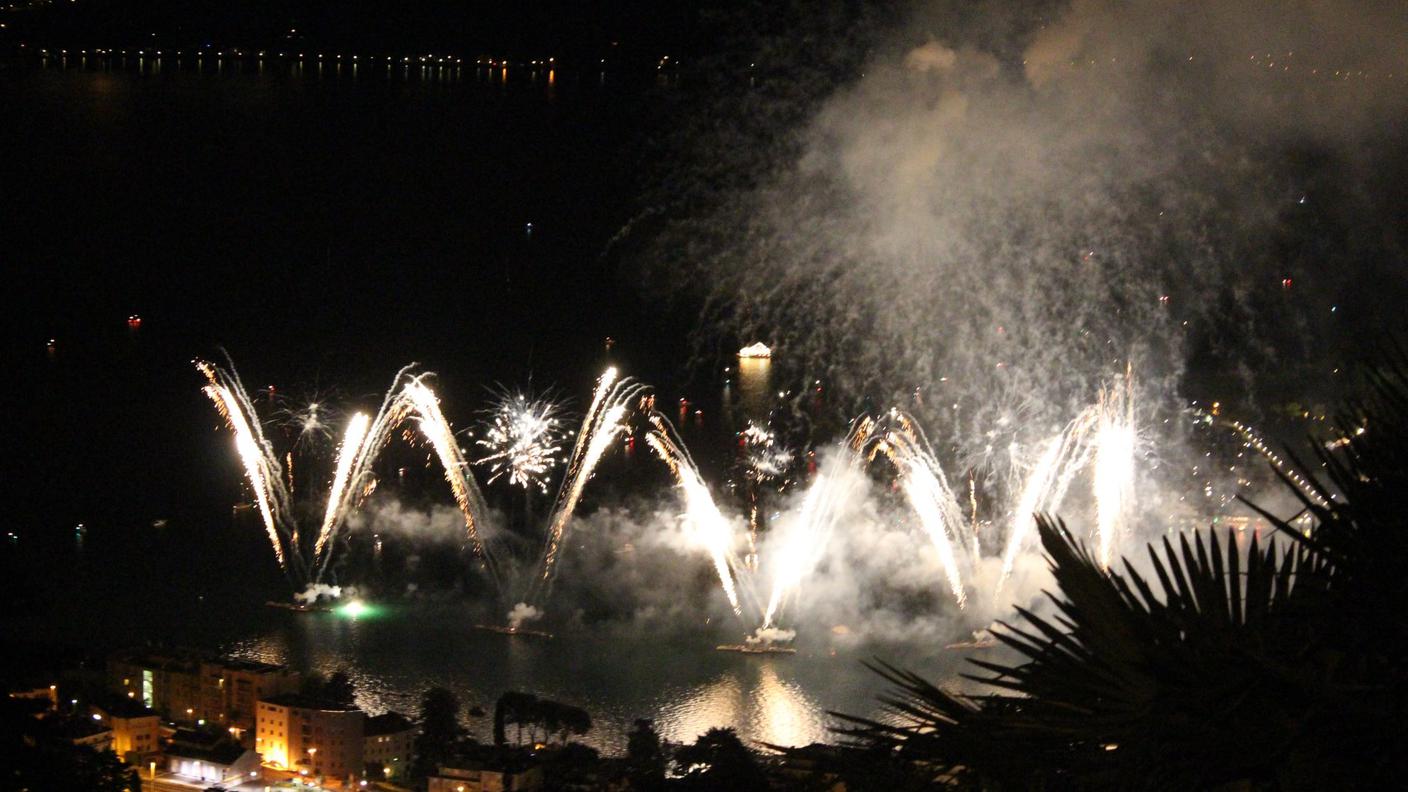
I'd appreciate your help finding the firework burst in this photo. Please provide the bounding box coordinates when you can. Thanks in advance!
[475,390,568,493]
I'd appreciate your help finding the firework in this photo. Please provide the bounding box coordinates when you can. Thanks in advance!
[274,394,340,451]
[314,412,371,559]
[871,413,969,608]
[402,377,497,577]
[475,391,567,492]
[1092,371,1136,569]
[998,370,1139,586]
[761,420,872,627]
[740,422,794,484]
[309,366,416,581]
[532,368,649,599]
[198,360,295,576]
[200,358,503,594]
[647,416,745,616]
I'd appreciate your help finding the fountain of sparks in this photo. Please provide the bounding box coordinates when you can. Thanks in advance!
[646,415,749,617]
[202,353,1157,634]
[198,358,499,596]
[870,411,971,608]
[761,419,873,628]
[525,368,651,605]
[755,369,1144,634]
[997,369,1138,587]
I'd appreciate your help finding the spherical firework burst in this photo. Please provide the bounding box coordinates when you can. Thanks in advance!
[273,390,342,451]
[474,390,569,493]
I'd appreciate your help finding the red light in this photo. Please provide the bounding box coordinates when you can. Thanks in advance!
[1281,278,1293,290]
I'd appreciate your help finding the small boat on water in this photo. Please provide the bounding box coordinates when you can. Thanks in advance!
[716,643,797,655]
[473,624,555,639]
[265,600,333,613]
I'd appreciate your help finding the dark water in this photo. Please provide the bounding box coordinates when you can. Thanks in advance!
[0,57,965,750]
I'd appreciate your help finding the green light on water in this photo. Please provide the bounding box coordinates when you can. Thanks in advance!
[338,600,374,619]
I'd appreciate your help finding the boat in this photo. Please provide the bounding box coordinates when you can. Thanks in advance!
[265,600,333,613]
[473,624,555,639]
[715,643,797,655]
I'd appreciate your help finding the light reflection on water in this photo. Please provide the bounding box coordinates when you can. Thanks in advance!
[221,603,896,752]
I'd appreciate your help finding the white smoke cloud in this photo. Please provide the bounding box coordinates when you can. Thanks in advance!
[648,0,1407,504]
[295,583,343,604]
[348,497,507,543]
[506,602,542,629]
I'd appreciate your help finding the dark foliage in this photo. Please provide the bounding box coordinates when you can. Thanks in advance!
[493,691,592,747]
[838,355,1408,789]
[674,726,769,790]
[412,686,463,781]
[626,718,668,791]
[0,698,141,792]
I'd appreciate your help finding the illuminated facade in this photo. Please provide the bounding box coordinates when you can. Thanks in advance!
[363,712,415,781]
[166,728,262,785]
[109,649,300,732]
[91,700,160,762]
[256,694,364,785]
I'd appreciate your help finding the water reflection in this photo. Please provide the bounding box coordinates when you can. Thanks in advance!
[737,357,772,422]
[223,608,842,751]
[656,661,826,748]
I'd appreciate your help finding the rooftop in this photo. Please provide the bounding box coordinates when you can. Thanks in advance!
[261,693,362,712]
[440,744,538,775]
[166,739,250,766]
[111,647,290,675]
[94,697,157,719]
[366,711,415,736]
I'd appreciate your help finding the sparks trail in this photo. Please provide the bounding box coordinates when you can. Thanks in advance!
[997,368,1137,587]
[402,376,500,586]
[527,368,651,605]
[646,414,750,618]
[756,369,1141,633]
[198,359,300,581]
[198,358,500,596]
[870,411,970,608]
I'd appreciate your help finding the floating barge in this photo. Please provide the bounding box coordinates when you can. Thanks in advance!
[716,643,797,656]
[473,624,555,639]
[265,600,333,613]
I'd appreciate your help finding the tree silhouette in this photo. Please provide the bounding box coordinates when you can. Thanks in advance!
[322,669,355,706]
[674,727,768,790]
[626,718,666,791]
[412,687,462,781]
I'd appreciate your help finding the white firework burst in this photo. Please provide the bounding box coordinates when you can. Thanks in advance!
[474,390,568,492]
